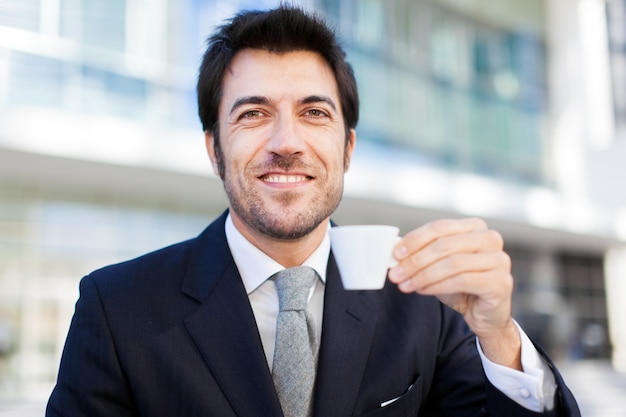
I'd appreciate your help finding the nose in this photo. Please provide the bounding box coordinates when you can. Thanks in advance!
[266,114,306,156]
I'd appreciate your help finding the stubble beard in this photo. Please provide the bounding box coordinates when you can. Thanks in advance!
[218,153,344,241]
[225,173,343,241]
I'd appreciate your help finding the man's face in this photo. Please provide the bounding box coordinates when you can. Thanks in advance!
[206,49,356,241]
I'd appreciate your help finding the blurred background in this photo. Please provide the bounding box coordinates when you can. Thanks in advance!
[1,0,626,415]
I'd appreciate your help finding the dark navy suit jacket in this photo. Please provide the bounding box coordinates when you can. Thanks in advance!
[47,210,580,416]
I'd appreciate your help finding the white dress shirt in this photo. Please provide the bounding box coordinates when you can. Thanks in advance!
[224,214,556,412]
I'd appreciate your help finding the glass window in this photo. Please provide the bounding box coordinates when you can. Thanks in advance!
[351,0,386,49]
[607,0,626,48]
[557,254,610,359]
[607,0,626,133]
[0,0,40,31]
[60,0,126,51]
[7,51,65,107]
[0,190,214,396]
[318,0,548,184]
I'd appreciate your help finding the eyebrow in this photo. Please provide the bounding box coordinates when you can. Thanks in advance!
[228,95,338,115]
[229,96,270,115]
[300,95,337,111]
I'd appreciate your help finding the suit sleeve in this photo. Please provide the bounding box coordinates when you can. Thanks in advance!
[485,365,580,417]
[422,304,580,417]
[482,328,580,416]
[46,275,137,417]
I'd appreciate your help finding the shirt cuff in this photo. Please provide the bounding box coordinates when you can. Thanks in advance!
[476,321,557,412]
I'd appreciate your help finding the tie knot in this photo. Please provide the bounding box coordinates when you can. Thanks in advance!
[273,266,317,312]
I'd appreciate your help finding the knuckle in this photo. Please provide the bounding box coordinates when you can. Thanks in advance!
[467,217,488,230]
[432,237,454,256]
[499,251,512,269]
[407,251,422,269]
[485,229,504,248]
[428,219,449,234]
[444,254,462,272]
[503,272,514,292]
[419,264,440,287]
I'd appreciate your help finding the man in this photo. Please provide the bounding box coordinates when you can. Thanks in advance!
[46,5,580,417]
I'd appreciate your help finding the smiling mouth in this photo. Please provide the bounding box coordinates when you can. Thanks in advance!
[260,174,313,184]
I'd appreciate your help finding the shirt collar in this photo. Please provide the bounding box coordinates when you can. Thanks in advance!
[225,213,329,294]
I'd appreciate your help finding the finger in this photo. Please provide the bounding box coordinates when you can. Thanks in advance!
[422,269,514,326]
[389,229,504,284]
[396,251,512,294]
[394,218,488,260]
[396,229,503,277]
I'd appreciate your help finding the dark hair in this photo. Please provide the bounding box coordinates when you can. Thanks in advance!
[196,4,359,143]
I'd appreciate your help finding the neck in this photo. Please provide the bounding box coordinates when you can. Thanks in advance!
[230,214,329,268]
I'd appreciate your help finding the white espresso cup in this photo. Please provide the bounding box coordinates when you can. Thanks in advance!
[329,225,400,290]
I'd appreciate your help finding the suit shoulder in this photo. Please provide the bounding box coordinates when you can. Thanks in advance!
[84,212,228,296]
[87,212,228,288]
[98,237,194,273]
[85,238,195,289]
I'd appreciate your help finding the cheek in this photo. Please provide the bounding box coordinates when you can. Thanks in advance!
[222,137,258,168]
[313,129,347,159]
[329,142,349,172]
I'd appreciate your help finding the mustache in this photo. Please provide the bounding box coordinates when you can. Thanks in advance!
[259,154,309,172]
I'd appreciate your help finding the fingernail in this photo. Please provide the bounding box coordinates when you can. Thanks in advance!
[395,245,407,258]
[388,266,404,282]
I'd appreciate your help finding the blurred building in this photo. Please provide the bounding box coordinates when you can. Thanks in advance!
[1,0,625,403]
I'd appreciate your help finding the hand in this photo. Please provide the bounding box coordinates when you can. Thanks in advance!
[388,218,522,370]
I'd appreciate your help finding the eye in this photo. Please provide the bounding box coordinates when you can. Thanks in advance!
[305,109,329,118]
[240,110,264,119]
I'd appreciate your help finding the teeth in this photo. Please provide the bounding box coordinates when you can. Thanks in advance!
[263,175,308,183]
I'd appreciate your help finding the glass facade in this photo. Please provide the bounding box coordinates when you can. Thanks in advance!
[0,0,548,182]
[607,0,626,135]
[0,0,246,131]
[510,247,610,362]
[0,183,211,397]
[317,0,548,183]
[59,0,127,50]
[557,254,610,359]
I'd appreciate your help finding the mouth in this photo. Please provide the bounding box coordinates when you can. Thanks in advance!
[260,174,313,184]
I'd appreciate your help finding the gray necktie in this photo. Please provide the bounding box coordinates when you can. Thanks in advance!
[272,266,318,417]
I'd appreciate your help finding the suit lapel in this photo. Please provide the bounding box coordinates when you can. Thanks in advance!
[314,253,381,417]
[179,213,381,417]
[181,212,283,417]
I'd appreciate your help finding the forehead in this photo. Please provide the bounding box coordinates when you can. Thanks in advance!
[220,49,341,111]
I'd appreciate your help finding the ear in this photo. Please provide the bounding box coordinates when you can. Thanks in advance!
[204,130,220,177]
[343,128,357,172]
